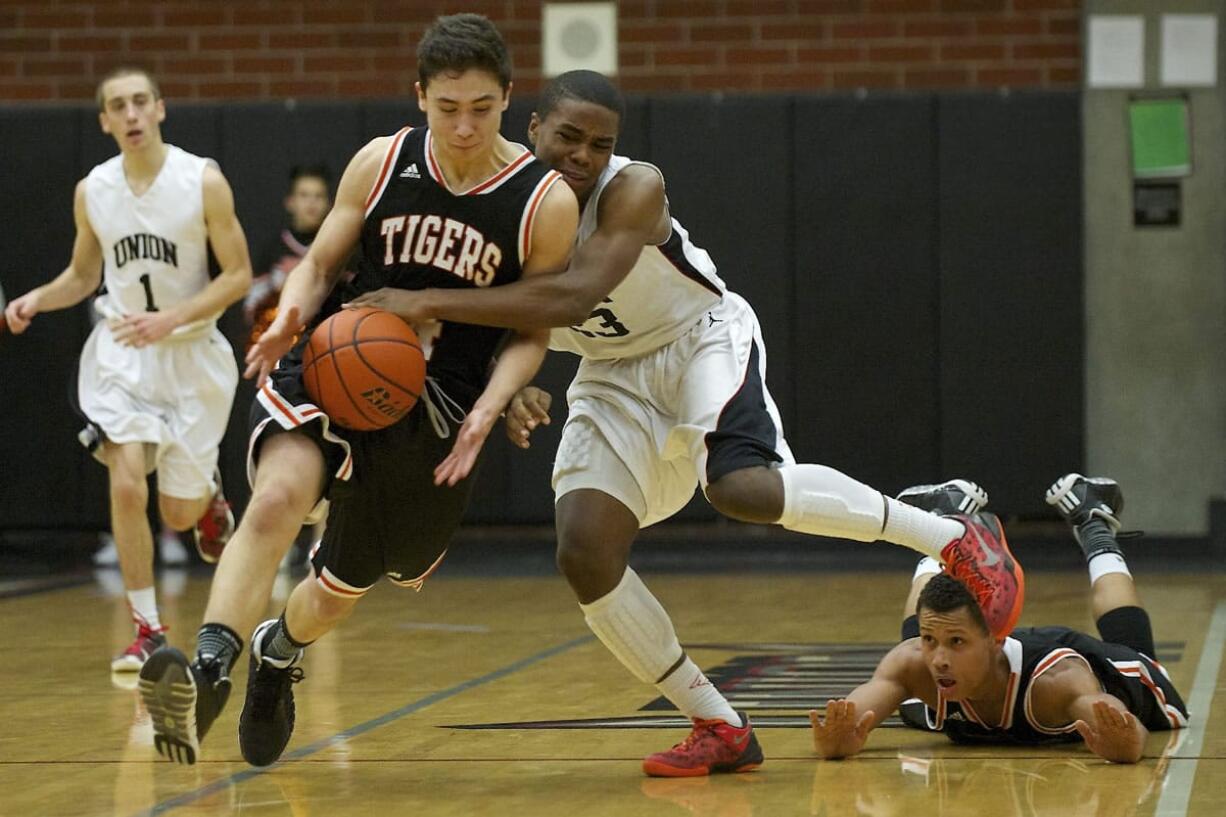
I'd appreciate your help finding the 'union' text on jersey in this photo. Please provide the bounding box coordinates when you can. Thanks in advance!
[378,214,502,286]
[114,233,179,269]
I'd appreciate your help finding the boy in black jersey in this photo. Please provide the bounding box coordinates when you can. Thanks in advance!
[244,165,333,351]
[139,14,578,767]
[811,475,1188,764]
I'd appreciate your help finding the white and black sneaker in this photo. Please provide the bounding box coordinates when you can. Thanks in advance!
[1045,474,1123,533]
[138,647,231,765]
[897,480,988,516]
[238,619,305,767]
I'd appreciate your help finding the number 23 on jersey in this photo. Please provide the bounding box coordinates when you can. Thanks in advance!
[571,298,629,339]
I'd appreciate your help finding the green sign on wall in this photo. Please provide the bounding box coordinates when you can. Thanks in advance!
[1129,97,1191,179]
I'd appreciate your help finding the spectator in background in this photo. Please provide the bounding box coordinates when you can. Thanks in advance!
[243,165,334,352]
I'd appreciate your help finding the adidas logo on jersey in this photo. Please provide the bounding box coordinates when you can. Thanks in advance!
[400,163,421,179]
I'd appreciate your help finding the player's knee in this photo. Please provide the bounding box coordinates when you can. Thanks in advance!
[555,536,599,584]
[706,467,783,524]
[108,471,147,513]
[246,480,312,532]
[307,582,358,625]
[159,500,198,532]
[555,531,631,602]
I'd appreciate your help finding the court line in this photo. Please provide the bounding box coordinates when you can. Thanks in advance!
[1155,599,1226,817]
[133,633,595,817]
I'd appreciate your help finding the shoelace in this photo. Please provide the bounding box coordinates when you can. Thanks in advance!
[196,657,228,688]
[671,720,720,752]
[130,623,167,641]
[123,626,165,657]
[250,663,305,716]
[943,548,995,610]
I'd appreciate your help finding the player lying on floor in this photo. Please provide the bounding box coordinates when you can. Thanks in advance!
[810,474,1188,764]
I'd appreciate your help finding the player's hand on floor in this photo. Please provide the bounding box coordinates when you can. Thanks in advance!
[435,405,499,487]
[3,291,40,334]
[245,305,302,387]
[111,310,180,347]
[1074,700,1144,763]
[810,700,873,759]
[504,386,551,449]
[343,287,431,325]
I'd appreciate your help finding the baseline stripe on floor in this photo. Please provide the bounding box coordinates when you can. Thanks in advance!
[1155,600,1226,817]
[135,633,595,817]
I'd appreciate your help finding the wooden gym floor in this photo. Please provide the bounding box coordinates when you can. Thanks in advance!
[2,550,1225,817]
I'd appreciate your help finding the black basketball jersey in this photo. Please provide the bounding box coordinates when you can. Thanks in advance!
[341,126,562,408]
[924,626,1188,745]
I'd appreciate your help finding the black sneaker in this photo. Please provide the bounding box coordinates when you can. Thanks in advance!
[897,480,988,516]
[1045,474,1123,533]
[138,647,231,765]
[239,619,305,767]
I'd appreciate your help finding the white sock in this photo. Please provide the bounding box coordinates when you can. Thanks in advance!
[777,463,962,559]
[656,657,741,726]
[126,586,161,630]
[881,498,964,561]
[580,568,739,725]
[913,556,943,580]
[1088,552,1132,585]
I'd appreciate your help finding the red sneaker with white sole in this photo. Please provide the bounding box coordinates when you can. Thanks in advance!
[642,713,763,777]
[111,622,168,672]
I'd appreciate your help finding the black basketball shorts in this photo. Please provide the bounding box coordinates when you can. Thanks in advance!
[248,346,476,597]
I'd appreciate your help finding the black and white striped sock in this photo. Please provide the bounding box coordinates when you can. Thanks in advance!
[262,614,311,664]
[195,623,243,676]
[1075,519,1125,562]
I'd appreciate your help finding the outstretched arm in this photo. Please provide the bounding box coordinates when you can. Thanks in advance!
[1071,696,1149,764]
[345,165,668,330]
[811,645,916,759]
[4,180,103,334]
[1030,659,1149,764]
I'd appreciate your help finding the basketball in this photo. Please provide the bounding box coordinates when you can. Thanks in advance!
[302,307,425,432]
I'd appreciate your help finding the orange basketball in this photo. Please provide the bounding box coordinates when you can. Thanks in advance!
[302,307,426,432]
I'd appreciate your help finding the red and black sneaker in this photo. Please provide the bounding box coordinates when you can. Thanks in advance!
[940,512,1025,640]
[642,713,763,778]
[111,622,168,672]
[194,470,234,564]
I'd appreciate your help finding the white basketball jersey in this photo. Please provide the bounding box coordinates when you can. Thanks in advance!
[549,155,725,360]
[84,145,215,331]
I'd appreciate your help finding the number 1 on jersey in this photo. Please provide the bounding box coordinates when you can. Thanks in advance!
[139,273,159,312]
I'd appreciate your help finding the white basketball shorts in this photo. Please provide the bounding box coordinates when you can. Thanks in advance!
[77,320,238,499]
[552,291,794,527]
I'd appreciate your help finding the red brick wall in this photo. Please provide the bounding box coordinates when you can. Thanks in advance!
[0,1,1081,103]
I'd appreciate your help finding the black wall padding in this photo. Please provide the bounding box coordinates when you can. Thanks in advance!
[937,92,1083,514]
[0,109,98,527]
[648,95,795,521]
[219,101,368,264]
[0,91,1084,531]
[361,99,423,141]
[791,95,943,496]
